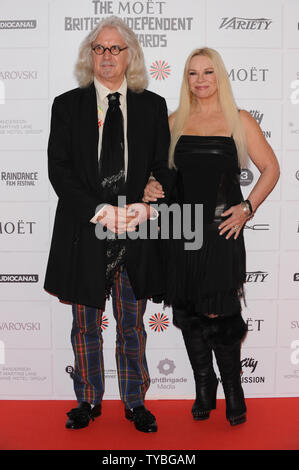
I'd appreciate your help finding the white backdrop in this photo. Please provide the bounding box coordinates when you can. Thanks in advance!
[0,0,298,401]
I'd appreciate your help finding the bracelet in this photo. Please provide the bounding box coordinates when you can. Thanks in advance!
[240,200,253,217]
[245,199,253,214]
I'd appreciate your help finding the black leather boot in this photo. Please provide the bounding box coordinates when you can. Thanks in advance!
[181,325,218,420]
[214,342,246,426]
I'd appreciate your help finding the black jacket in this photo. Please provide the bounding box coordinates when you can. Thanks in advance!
[44,83,171,309]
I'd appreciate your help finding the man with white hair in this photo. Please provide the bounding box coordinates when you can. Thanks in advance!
[44,16,170,433]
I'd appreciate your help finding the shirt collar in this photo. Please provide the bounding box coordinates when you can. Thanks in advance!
[94,76,127,102]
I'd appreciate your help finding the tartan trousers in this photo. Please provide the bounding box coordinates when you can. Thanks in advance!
[70,267,150,409]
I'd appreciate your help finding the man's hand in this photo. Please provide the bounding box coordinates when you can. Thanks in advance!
[142,180,164,202]
[97,205,136,234]
[125,203,153,230]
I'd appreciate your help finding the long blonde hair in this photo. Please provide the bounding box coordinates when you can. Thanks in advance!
[169,47,248,168]
[74,16,148,93]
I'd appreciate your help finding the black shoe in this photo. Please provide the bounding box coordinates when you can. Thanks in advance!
[181,324,218,421]
[65,402,102,429]
[214,342,247,426]
[125,406,157,433]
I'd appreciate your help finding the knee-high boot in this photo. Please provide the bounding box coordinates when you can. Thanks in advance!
[214,342,246,426]
[181,325,218,420]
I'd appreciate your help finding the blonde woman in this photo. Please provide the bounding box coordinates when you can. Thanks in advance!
[144,48,279,426]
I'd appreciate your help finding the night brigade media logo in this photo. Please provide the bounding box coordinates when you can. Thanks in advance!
[149,313,169,332]
[150,60,171,80]
[157,359,176,376]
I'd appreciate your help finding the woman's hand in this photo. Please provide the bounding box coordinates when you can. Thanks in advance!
[218,203,252,240]
[142,179,164,202]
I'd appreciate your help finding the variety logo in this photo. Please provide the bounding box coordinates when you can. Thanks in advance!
[150,60,171,80]
[157,358,176,376]
[246,271,268,282]
[0,274,38,283]
[0,20,37,30]
[100,315,109,331]
[149,313,169,332]
[219,17,272,30]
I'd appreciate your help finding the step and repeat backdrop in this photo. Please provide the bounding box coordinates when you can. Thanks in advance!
[0,0,298,401]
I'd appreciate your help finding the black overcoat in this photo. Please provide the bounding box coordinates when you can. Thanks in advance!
[44,83,171,309]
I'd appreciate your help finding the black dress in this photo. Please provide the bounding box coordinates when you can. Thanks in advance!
[163,135,247,336]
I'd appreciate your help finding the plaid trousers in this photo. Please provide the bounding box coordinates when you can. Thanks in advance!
[71,267,150,409]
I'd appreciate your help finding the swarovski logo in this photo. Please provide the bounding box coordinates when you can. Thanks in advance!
[0,322,40,331]
[0,71,38,80]
[219,17,272,30]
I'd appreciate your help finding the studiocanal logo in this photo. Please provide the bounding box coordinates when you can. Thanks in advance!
[295,170,299,181]
[0,274,38,283]
[149,60,171,80]
[149,313,169,332]
[219,17,272,30]
[0,20,37,29]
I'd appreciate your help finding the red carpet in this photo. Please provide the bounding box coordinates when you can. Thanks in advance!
[0,398,298,450]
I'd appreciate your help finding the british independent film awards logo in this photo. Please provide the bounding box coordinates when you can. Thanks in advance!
[149,313,169,332]
[150,60,171,80]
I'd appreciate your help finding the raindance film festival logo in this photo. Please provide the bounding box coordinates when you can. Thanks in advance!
[152,359,187,390]
[149,313,169,332]
[0,20,37,29]
[1,171,38,187]
[219,17,272,30]
[150,60,171,80]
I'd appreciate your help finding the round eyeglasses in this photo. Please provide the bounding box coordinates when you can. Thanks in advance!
[91,44,128,56]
